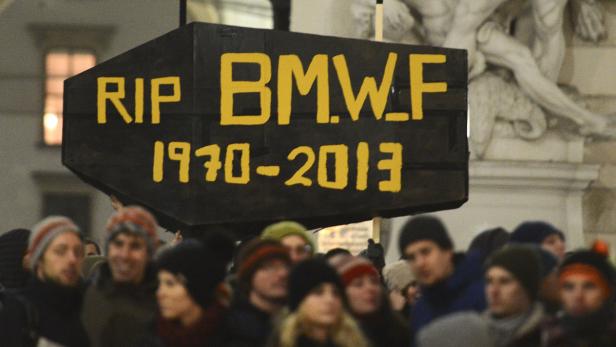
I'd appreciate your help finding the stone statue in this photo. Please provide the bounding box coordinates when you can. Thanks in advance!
[352,0,614,157]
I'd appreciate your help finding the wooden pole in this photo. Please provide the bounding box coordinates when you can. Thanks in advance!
[372,0,384,243]
[375,0,383,42]
[180,0,187,27]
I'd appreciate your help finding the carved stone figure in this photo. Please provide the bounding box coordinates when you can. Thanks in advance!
[351,0,614,155]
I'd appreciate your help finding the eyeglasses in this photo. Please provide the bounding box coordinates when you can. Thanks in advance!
[286,245,312,255]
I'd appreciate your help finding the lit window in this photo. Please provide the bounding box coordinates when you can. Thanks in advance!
[44,49,96,145]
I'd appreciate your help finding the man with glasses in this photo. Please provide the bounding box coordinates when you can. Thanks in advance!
[261,221,315,264]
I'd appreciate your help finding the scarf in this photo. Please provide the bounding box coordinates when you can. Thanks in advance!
[486,310,530,347]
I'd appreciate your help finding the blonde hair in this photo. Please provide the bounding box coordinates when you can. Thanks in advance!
[274,308,369,347]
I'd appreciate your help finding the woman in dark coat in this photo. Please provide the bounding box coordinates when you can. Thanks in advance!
[139,238,232,347]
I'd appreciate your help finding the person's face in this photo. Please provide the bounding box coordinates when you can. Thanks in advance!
[107,232,149,284]
[300,283,343,327]
[36,232,84,287]
[405,281,420,305]
[281,235,311,263]
[157,271,200,321]
[560,274,606,317]
[85,243,99,256]
[404,241,453,286]
[542,234,565,260]
[540,270,560,305]
[486,267,531,317]
[252,259,290,301]
[346,274,382,315]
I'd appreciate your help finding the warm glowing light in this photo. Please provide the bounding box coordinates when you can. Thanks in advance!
[44,112,59,130]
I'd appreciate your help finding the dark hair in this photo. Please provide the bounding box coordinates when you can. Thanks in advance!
[84,238,101,255]
[325,248,352,260]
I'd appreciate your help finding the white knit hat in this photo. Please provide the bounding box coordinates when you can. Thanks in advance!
[382,259,415,291]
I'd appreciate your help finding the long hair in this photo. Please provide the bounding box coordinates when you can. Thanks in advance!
[274,308,370,347]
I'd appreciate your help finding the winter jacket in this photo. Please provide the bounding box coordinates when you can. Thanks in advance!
[291,335,338,347]
[356,297,410,347]
[137,302,228,347]
[418,303,545,347]
[483,303,545,347]
[223,296,276,347]
[543,304,616,347]
[0,228,30,290]
[0,278,89,347]
[81,261,158,347]
[410,252,487,341]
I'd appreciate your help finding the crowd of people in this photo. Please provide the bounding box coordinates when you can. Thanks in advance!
[0,203,615,347]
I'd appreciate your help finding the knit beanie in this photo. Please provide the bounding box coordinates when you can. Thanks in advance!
[510,221,561,245]
[468,227,509,259]
[382,260,415,291]
[0,228,31,289]
[236,238,291,293]
[157,239,229,309]
[28,216,81,271]
[105,206,159,256]
[288,258,345,311]
[261,221,315,254]
[398,215,453,256]
[329,254,379,286]
[417,312,492,347]
[486,245,542,301]
[559,245,616,300]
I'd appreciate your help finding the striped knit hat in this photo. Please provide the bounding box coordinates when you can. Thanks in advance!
[236,238,291,293]
[28,216,81,271]
[105,206,159,256]
[328,254,379,286]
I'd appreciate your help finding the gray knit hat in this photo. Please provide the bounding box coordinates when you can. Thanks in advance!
[28,216,81,271]
[417,312,491,347]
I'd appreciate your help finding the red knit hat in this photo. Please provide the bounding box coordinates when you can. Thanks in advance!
[328,254,379,286]
[105,206,159,255]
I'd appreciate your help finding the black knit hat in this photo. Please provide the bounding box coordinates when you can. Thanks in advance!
[486,245,543,301]
[157,238,231,309]
[235,238,291,293]
[468,227,509,259]
[288,258,345,311]
[510,221,561,245]
[0,229,31,290]
[399,216,453,256]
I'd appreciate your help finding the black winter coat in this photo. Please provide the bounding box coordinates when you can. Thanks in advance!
[0,278,89,347]
[223,297,276,347]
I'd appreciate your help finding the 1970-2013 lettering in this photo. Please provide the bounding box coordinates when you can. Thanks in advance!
[152,141,402,192]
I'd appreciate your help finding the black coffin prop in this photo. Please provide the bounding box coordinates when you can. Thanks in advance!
[62,22,468,235]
